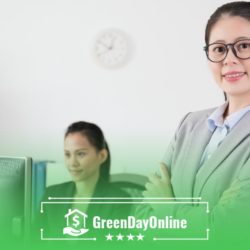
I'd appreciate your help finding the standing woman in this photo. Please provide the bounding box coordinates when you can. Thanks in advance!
[143,1,250,241]
[40,121,130,236]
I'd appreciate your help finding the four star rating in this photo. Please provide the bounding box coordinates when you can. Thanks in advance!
[105,233,144,241]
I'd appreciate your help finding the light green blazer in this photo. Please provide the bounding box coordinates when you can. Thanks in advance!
[162,108,250,233]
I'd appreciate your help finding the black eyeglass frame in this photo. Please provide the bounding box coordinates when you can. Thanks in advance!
[203,39,250,63]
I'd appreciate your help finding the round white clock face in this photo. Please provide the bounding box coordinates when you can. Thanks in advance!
[93,28,131,69]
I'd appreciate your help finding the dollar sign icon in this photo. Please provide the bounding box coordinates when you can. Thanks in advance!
[72,215,80,228]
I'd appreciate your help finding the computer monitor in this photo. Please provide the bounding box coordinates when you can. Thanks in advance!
[0,156,32,241]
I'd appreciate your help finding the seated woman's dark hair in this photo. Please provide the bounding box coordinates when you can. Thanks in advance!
[65,121,110,182]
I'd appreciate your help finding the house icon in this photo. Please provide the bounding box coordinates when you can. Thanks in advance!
[63,209,89,236]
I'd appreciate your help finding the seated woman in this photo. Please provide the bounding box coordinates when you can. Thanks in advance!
[39,121,131,237]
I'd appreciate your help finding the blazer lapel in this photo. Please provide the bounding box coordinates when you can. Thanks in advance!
[62,182,75,212]
[193,112,250,197]
[180,115,213,197]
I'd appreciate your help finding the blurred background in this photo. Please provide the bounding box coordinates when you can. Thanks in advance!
[0,0,230,186]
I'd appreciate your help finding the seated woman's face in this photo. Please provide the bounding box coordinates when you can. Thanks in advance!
[208,16,250,99]
[64,132,105,182]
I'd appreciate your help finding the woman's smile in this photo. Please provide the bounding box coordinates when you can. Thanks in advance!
[69,169,84,176]
[222,71,246,82]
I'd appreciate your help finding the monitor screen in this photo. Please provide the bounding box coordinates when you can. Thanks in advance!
[0,156,32,241]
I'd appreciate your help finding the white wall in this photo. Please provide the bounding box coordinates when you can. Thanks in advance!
[0,0,233,184]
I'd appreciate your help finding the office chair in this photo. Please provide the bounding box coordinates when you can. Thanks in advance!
[110,173,148,198]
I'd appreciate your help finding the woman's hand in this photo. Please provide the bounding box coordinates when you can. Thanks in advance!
[143,163,174,199]
[219,178,241,206]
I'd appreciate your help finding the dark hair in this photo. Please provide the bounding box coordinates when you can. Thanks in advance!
[223,92,227,101]
[205,1,250,46]
[65,121,110,182]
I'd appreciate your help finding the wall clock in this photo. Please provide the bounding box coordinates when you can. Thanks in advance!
[93,28,132,69]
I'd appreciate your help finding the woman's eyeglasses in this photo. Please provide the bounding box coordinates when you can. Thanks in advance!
[204,39,250,63]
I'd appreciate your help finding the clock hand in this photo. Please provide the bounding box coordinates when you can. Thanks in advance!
[99,41,110,49]
[109,37,116,49]
[97,50,109,56]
